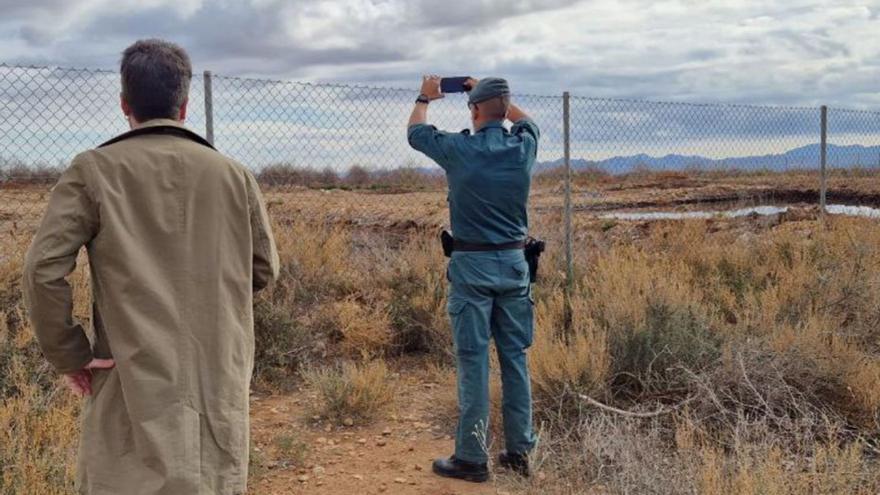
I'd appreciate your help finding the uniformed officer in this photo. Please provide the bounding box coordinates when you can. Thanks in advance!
[407,75,539,482]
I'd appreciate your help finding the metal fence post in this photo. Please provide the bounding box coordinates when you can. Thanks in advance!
[563,91,573,332]
[204,70,215,145]
[820,105,827,212]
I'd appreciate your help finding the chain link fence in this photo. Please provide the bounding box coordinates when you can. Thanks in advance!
[564,97,829,226]
[202,74,566,241]
[3,64,880,256]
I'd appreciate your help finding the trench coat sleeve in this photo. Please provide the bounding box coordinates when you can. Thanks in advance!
[22,155,98,374]
[245,170,279,292]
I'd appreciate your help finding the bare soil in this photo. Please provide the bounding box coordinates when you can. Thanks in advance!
[248,373,525,495]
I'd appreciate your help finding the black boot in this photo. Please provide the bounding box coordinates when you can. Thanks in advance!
[432,456,489,483]
[498,450,530,477]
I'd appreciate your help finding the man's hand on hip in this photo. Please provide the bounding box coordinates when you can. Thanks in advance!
[63,358,116,396]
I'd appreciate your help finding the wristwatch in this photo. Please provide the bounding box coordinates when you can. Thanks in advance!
[415,94,431,104]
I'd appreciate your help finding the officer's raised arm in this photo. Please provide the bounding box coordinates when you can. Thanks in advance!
[407,75,457,169]
[408,75,443,127]
[507,102,532,124]
[508,100,540,152]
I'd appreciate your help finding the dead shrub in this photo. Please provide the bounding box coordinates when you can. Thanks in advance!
[256,163,340,189]
[530,293,609,411]
[303,359,395,424]
[345,165,371,188]
[610,299,720,394]
[272,221,359,302]
[252,298,314,391]
[330,297,392,358]
[385,237,449,356]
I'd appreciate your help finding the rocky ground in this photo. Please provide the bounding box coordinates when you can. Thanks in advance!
[248,371,532,495]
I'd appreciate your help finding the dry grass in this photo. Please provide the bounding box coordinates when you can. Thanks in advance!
[5,179,880,493]
[530,293,609,406]
[518,217,880,493]
[255,163,447,192]
[302,360,396,424]
[0,238,81,493]
[501,412,879,495]
[252,219,449,377]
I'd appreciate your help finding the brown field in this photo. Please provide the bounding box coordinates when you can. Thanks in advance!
[6,168,880,236]
[3,170,880,494]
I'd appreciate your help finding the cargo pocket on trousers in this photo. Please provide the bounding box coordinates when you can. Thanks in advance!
[448,298,478,354]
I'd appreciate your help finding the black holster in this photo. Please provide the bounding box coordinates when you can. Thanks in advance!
[441,230,454,257]
[524,237,546,283]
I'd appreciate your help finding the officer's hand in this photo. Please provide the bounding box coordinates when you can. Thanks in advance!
[464,77,479,92]
[420,75,444,101]
[63,358,115,396]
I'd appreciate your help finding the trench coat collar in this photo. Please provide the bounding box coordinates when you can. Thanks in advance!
[98,119,214,149]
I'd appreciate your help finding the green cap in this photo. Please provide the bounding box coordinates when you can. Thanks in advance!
[468,77,510,104]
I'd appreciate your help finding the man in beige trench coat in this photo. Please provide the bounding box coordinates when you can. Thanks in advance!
[22,39,279,495]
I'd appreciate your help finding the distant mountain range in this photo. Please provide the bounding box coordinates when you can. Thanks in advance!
[534,143,880,174]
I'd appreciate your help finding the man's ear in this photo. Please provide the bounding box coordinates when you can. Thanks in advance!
[120,93,131,117]
[178,97,188,122]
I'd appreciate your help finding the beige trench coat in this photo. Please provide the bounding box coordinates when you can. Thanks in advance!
[22,119,280,494]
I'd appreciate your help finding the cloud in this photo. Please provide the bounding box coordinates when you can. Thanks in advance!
[3,0,880,173]
[3,0,880,108]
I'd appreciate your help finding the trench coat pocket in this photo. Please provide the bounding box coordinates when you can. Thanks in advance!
[80,367,135,458]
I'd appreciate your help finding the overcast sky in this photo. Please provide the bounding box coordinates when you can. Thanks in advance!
[2,0,879,108]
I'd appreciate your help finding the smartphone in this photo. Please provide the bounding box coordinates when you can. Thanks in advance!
[440,76,472,94]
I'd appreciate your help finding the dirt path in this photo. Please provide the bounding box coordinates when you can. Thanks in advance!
[248,376,525,495]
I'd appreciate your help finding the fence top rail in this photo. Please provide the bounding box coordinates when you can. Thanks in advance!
[1,62,878,115]
[211,72,416,95]
[566,93,820,113]
[0,62,117,75]
[825,106,880,117]
[206,73,567,101]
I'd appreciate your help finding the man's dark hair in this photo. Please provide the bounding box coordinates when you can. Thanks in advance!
[476,96,510,120]
[120,39,192,122]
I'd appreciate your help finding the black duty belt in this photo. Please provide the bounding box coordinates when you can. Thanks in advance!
[441,230,545,282]
[452,239,526,252]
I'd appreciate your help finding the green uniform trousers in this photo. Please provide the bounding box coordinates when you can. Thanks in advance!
[447,249,536,463]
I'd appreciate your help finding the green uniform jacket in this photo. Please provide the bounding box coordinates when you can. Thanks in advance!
[22,119,280,495]
[407,119,539,244]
